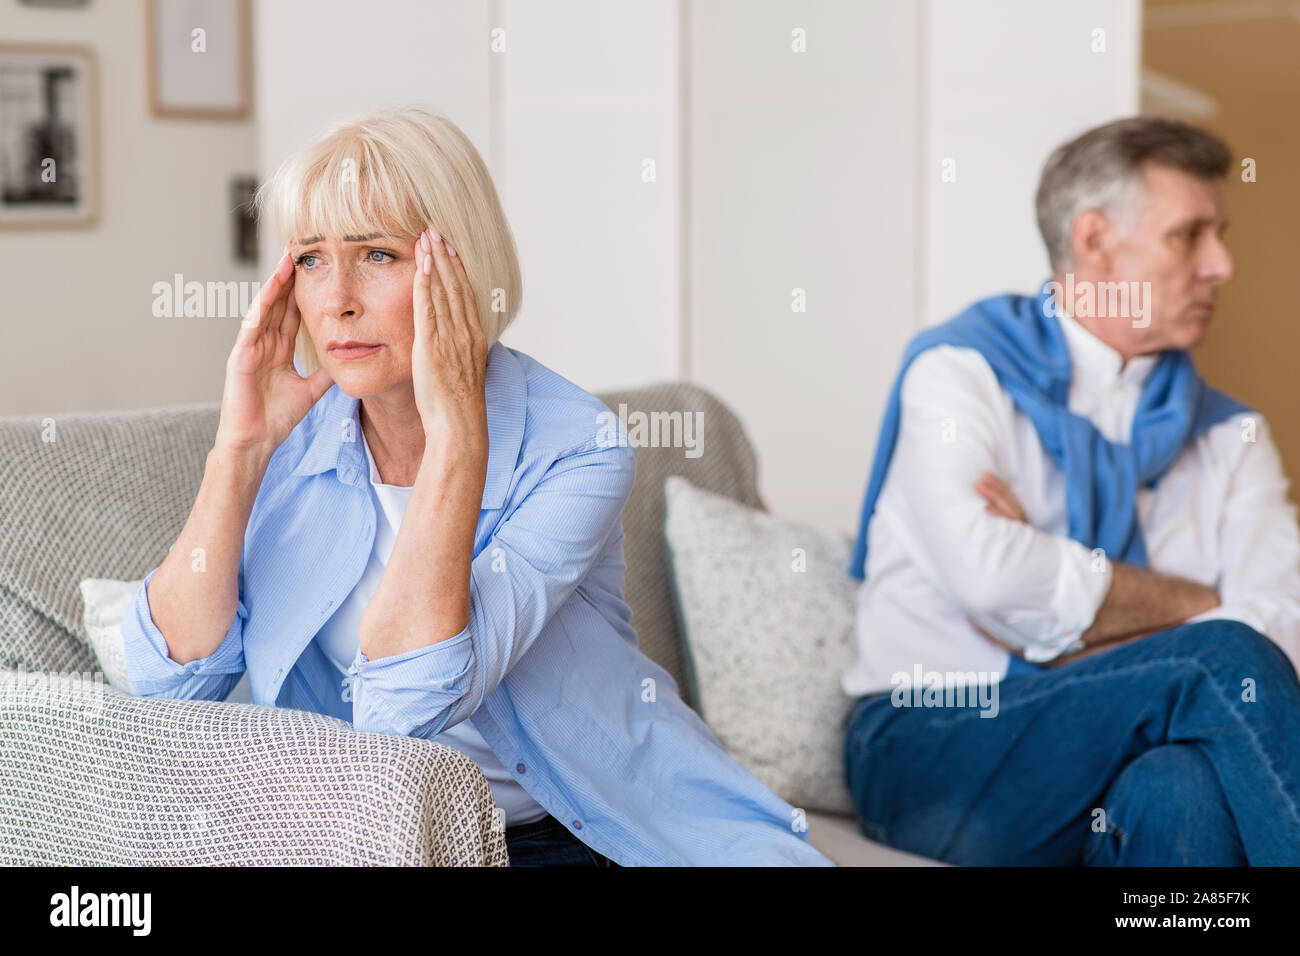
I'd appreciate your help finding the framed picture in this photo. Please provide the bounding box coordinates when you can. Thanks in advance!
[147,0,251,119]
[231,174,258,264]
[0,43,98,229]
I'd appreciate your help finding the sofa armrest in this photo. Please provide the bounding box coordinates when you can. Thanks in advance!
[0,669,508,866]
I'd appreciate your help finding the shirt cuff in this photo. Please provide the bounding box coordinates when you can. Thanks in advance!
[122,566,247,694]
[348,625,474,737]
[1021,538,1112,663]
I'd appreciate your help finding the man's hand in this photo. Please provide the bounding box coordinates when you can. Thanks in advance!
[975,472,1027,522]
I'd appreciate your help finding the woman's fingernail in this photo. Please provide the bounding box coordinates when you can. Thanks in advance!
[429,224,442,243]
[446,241,457,257]
[420,231,431,253]
[423,254,431,275]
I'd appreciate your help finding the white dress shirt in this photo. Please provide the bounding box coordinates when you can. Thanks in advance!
[313,427,549,827]
[843,310,1300,697]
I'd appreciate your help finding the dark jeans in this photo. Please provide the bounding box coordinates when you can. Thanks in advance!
[505,814,621,867]
[843,620,1300,865]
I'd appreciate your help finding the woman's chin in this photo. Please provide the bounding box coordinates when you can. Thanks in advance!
[328,366,392,399]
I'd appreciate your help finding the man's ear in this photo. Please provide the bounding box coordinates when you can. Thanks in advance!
[1069,208,1113,274]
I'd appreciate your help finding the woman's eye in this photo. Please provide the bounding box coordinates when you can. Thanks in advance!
[294,250,392,269]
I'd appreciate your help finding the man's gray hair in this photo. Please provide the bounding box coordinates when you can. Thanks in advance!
[1035,116,1231,272]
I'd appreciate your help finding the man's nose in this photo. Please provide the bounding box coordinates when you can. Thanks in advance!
[1203,235,1234,284]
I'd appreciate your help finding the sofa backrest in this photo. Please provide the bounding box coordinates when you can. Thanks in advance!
[0,384,762,710]
[592,384,764,708]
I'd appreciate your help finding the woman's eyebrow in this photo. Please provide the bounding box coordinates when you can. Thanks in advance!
[293,232,396,245]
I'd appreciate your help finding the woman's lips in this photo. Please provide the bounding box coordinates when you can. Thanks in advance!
[329,344,382,360]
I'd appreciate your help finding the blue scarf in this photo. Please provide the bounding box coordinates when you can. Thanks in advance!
[848,280,1249,581]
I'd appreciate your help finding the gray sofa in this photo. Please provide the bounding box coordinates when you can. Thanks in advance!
[0,383,931,866]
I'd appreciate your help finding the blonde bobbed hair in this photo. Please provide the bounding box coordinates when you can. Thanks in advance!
[253,106,522,375]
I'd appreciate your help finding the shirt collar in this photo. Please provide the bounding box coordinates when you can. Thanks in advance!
[290,340,527,511]
[1056,305,1159,391]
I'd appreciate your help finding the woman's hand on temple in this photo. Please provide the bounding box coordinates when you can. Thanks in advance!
[215,248,334,457]
[410,224,489,454]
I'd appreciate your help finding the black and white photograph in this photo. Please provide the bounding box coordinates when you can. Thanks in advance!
[0,43,95,227]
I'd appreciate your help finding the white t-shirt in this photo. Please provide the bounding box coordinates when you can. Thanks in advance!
[313,427,548,827]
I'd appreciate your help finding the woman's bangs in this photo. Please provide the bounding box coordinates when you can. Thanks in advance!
[289,141,419,245]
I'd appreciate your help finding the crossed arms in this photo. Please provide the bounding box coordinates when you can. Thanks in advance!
[888,346,1300,669]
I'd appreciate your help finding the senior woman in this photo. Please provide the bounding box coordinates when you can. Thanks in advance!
[120,107,830,867]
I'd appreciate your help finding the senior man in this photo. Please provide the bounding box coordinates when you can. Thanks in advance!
[843,116,1300,866]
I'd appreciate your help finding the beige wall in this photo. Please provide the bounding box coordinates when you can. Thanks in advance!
[1,0,257,415]
[1144,1,1300,500]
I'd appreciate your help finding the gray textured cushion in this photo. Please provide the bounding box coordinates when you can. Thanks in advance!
[0,404,216,675]
[663,476,857,814]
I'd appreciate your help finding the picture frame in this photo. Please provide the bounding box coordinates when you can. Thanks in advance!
[0,43,98,229]
[147,0,251,119]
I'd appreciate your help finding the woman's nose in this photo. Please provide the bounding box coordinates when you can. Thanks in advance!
[323,262,363,315]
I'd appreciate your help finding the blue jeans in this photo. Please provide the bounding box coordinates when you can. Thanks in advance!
[843,620,1300,865]
[505,814,620,867]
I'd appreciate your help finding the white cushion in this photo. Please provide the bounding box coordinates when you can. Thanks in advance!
[663,475,858,815]
[78,577,252,702]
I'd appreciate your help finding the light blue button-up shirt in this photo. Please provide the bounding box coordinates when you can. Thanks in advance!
[121,341,832,866]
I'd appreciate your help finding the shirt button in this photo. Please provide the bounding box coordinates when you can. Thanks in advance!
[572,820,582,830]
[516,763,526,773]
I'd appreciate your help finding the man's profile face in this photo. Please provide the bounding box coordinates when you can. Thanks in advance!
[1106,161,1234,354]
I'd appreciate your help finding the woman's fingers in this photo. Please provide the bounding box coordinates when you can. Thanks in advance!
[277,265,302,338]
[240,248,294,338]
[425,226,469,348]
[422,224,483,360]
[412,231,437,342]
[445,238,485,356]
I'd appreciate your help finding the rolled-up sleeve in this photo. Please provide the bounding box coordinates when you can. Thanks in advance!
[121,565,247,700]
[348,438,636,738]
[1186,414,1300,671]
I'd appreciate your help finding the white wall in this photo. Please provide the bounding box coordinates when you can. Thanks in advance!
[493,0,681,391]
[687,0,922,532]
[923,0,1142,323]
[1,0,257,415]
